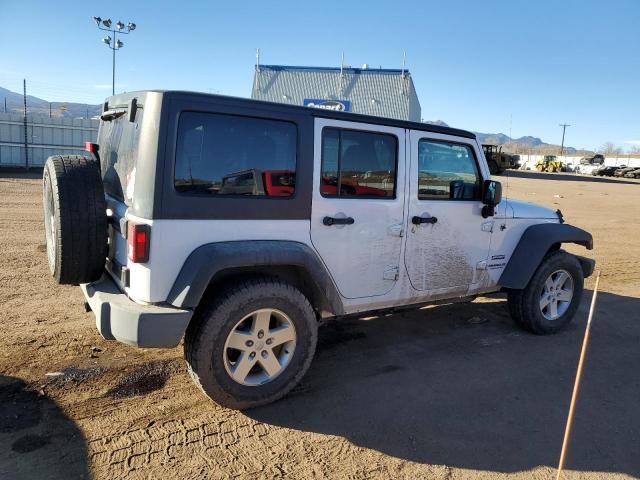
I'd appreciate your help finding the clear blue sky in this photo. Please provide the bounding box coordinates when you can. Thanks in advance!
[1,0,638,150]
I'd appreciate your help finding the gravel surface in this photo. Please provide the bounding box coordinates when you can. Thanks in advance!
[0,171,638,479]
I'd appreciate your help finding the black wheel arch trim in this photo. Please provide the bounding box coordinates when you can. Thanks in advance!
[499,223,594,290]
[167,240,344,315]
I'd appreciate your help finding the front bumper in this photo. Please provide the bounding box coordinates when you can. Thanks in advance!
[575,255,595,279]
[81,275,192,348]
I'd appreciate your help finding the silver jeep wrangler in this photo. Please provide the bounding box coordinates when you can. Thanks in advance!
[43,91,594,409]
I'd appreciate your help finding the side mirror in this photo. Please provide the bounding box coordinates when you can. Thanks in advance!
[481,180,502,218]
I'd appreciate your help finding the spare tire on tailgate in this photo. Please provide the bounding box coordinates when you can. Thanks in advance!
[43,155,108,285]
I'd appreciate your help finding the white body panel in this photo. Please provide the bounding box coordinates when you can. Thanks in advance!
[111,122,560,315]
[309,119,407,299]
[404,132,492,296]
[123,217,312,303]
[484,199,559,286]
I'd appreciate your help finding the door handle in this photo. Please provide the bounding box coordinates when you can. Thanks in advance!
[323,216,355,226]
[412,215,438,225]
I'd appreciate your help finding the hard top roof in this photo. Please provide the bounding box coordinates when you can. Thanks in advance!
[106,90,476,140]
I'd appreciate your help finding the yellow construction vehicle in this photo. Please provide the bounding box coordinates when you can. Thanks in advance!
[535,155,565,172]
[482,144,516,174]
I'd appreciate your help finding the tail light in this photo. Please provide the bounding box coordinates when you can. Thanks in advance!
[127,223,150,263]
[84,142,99,154]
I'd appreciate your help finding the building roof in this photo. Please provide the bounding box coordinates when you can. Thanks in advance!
[256,64,406,74]
[252,64,421,122]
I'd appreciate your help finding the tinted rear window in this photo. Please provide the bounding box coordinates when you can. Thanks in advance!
[98,112,143,205]
[320,128,397,198]
[174,112,297,197]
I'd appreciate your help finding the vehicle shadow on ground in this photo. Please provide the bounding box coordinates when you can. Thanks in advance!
[0,376,89,479]
[502,169,639,185]
[248,290,640,477]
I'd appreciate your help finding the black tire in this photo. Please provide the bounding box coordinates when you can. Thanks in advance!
[43,155,107,285]
[185,277,318,410]
[507,250,584,335]
[488,160,502,175]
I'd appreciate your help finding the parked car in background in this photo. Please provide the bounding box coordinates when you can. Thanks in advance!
[580,154,605,165]
[623,168,640,179]
[591,165,620,177]
[592,166,618,176]
[576,164,600,175]
[614,167,635,177]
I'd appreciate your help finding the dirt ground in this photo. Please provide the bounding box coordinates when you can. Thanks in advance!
[0,170,639,480]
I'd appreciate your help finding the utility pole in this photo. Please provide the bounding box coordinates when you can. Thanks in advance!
[559,123,571,157]
[92,17,137,96]
[23,79,29,169]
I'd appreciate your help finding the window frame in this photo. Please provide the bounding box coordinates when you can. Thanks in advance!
[320,126,399,200]
[416,137,484,202]
[173,110,299,200]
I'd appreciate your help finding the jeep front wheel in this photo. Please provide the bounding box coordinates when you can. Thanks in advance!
[184,278,318,409]
[507,250,584,334]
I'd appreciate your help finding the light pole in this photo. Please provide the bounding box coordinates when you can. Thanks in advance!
[92,17,137,96]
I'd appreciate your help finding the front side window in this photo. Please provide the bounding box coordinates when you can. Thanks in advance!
[175,112,297,196]
[321,128,397,198]
[417,140,480,200]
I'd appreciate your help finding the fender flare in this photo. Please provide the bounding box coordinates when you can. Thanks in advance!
[498,223,593,290]
[167,240,344,315]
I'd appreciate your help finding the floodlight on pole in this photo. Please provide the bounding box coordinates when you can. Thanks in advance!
[92,16,137,96]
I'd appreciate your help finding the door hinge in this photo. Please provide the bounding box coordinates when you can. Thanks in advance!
[383,266,400,281]
[388,224,404,237]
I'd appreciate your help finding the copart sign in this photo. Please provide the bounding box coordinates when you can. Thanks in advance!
[303,99,351,112]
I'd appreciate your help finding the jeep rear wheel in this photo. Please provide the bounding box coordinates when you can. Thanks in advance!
[43,155,107,285]
[508,250,584,334]
[184,278,318,410]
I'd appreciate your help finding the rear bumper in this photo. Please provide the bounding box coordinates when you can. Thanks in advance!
[81,275,192,348]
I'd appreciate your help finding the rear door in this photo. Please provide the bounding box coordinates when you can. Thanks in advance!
[310,119,406,299]
[404,132,492,295]
[98,101,145,288]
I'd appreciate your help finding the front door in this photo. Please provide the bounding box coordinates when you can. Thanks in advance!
[310,119,406,299]
[404,132,492,295]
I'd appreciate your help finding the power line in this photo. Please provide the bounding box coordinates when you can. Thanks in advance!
[559,123,571,156]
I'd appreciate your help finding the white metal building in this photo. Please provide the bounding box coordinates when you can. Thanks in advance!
[252,64,422,122]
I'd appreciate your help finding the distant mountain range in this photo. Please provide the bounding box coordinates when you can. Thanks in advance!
[425,119,584,154]
[0,87,101,119]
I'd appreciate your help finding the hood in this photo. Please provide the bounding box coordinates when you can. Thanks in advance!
[497,199,559,220]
